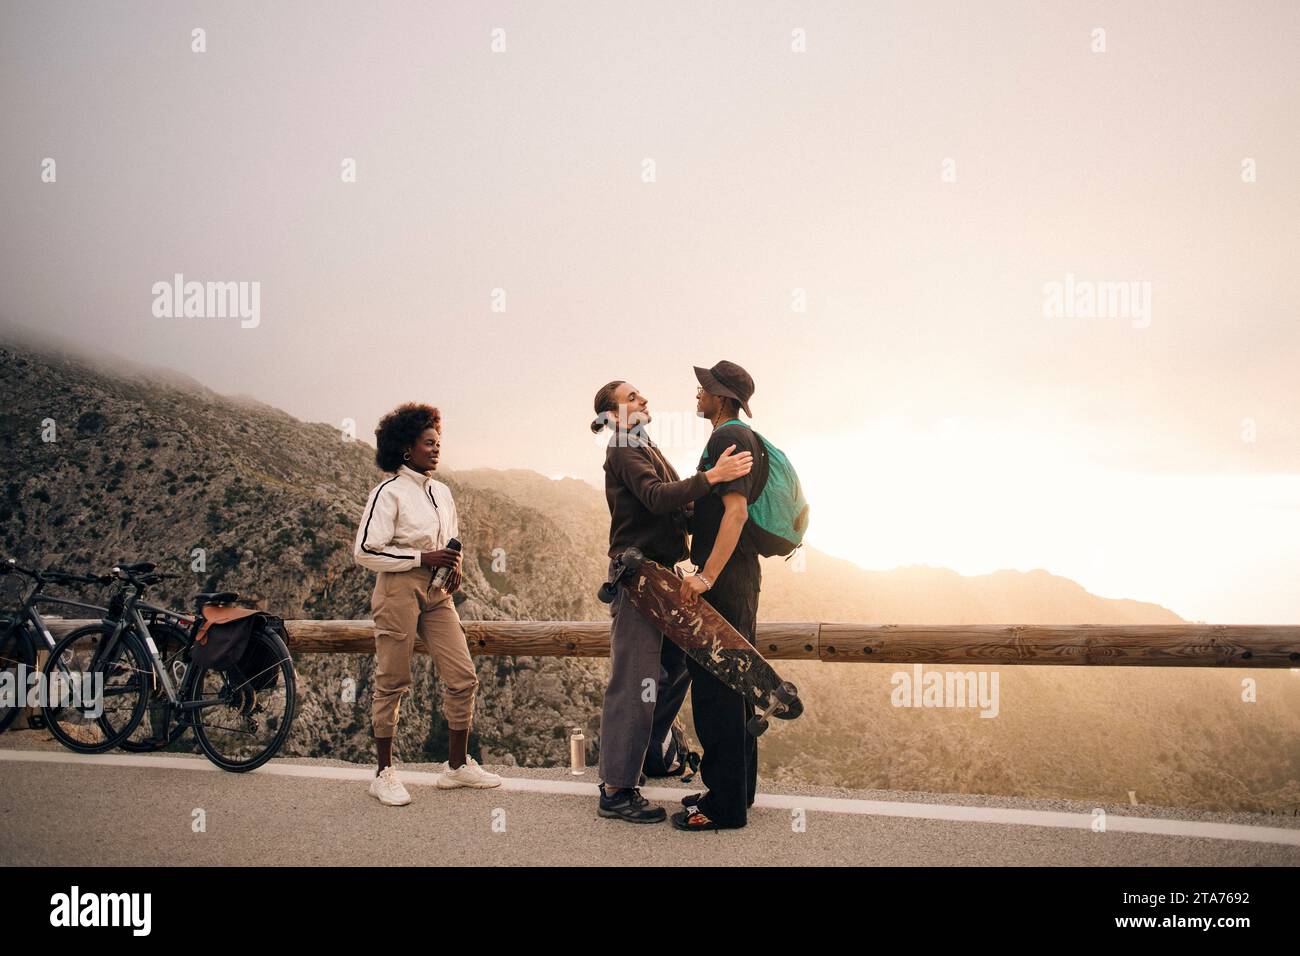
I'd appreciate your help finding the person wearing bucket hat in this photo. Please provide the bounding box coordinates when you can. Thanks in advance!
[693,361,754,417]
[671,360,769,831]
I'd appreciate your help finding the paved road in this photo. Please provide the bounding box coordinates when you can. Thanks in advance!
[3,737,1298,866]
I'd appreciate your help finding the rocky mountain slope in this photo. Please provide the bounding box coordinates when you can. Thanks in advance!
[0,329,609,766]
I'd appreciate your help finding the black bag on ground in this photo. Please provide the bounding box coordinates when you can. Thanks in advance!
[643,717,700,782]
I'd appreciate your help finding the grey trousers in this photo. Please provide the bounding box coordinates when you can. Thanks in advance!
[597,560,691,789]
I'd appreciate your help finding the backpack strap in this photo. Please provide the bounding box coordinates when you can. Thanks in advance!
[709,419,770,500]
[668,718,701,782]
[679,748,700,784]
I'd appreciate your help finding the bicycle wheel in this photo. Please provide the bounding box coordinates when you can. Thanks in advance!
[0,619,36,733]
[119,621,192,753]
[190,624,296,772]
[42,624,151,754]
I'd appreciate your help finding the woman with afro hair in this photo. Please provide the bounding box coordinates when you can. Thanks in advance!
[353,401,501,805]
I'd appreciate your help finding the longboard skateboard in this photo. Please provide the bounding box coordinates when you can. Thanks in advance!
[598,547,802,736]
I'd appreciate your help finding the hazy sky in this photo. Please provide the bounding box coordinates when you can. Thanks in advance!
[3,1,1298,622]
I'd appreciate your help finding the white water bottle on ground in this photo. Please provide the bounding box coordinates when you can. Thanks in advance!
[569,728,586,775]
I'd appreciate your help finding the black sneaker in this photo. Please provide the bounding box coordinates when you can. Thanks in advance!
[598,784,667,824]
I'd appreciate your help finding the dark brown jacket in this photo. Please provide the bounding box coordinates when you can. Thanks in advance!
[604,431,710,565]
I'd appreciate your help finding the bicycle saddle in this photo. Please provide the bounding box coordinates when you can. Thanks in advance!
[194,591,240,607]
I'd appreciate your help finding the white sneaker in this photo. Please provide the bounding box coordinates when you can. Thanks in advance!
[369,765,412,806]
[436,756,503,789]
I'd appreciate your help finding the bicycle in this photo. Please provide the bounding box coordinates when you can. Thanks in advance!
[0,558,133,742]
[42,561,298,771]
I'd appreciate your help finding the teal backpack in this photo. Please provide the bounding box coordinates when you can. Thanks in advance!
[708,419,810,558]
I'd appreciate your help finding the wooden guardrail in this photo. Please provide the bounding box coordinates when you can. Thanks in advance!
[47,620,1300,667]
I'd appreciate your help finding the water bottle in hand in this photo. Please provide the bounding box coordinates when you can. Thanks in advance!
[431,538,462,591]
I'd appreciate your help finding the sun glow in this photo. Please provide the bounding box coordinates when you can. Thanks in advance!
[784,418,1300,624]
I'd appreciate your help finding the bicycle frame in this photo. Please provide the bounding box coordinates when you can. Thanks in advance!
[31,575,175,709]
[115,603,182,703]
[19,583,109,655]
[94,593,232,717]
[6,574,128,723]
[1,580,108,685]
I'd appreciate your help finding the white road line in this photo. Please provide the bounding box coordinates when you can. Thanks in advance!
[3,748,1299,847]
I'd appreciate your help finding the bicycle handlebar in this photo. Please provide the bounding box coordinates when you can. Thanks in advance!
[2,557,184,589]
[2,556,187,589]
[1,558,112,587]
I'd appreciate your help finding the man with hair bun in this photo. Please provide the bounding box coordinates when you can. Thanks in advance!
[591,379,752,822]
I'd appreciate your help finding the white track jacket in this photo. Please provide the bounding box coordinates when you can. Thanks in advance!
[353,465,460,573]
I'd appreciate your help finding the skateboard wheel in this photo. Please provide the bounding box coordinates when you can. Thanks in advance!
[775,697,804,721]
[597,582,617,604]
[745,716,769,737]
[621,547,644,572]
[774,681,799,704]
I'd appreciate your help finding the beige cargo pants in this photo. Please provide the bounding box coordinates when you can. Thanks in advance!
[370,566,478,736]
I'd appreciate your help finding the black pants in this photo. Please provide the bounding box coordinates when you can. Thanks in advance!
[687,575,760,827]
